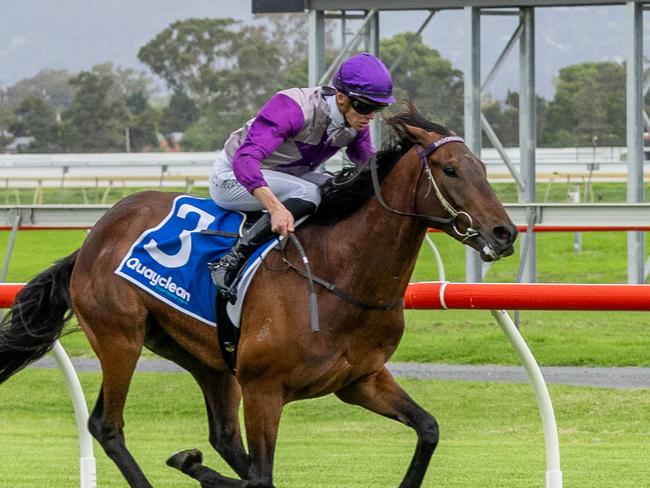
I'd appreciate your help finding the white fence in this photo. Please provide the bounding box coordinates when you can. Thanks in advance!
[0,147,646,190]
[3,202,650,229]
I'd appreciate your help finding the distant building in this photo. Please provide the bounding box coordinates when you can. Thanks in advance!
[158,131,184,152]
[4,135,35,153]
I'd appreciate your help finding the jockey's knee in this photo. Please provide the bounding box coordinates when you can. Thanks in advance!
[287,184,320,209]
[283,197,317,219]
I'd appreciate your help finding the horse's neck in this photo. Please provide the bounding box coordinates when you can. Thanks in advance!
[325,161,428,302]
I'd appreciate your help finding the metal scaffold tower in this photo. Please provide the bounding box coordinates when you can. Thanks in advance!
[253,0,648,284]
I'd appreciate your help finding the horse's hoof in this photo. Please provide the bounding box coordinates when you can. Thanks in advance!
[166,448,203,472]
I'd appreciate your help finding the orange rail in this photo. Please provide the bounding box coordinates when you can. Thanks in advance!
[3,281,650,311]
[0,283,25,308]
[404,281,650,311]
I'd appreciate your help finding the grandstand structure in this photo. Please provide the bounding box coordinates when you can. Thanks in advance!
[253,0,649,284]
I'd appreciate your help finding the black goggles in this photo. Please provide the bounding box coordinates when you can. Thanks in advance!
[348,96,387,115]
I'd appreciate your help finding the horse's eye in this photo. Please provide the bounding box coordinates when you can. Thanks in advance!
[443,166,458,177]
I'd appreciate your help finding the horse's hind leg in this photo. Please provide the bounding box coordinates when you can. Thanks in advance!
[166,372,254,488]
[204,373,250,477]
[336,367,439,488]
[144,330,251,482]
[78,312,153,487]
[168,371,251,480]
[89,386,153,487]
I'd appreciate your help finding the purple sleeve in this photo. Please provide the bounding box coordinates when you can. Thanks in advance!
[345,126,375,164]
[232,94,305,193]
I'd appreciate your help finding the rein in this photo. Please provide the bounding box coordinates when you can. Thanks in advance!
[282,135,479,316]
[370,135,479,241]
[278,239,402,312]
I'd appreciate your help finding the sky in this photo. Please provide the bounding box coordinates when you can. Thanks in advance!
[0,1,647,100]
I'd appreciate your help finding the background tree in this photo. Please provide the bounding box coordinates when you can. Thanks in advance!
[380,33,464,131]
[263,13,309,70]
[481,91,549,147]
[125,92,160,152]
[159,90,199,135]
[90,62,157,104]
[87,63,160,151]
[10,96,61,152]
[543,61,626,146]
[126,92,148,114]
[481,93,519,147]
[137,18,243,103]
[2,69,74,113]
[0,105,14,148]
[264,12,342,88]
[284,34,466,132]
[139,17,286,150]
[282,50,339,88]
[61,71,129,152]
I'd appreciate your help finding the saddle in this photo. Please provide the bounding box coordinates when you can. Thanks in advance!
[207,214,279,375]
[115,195,317,376]
[115,196,277,374]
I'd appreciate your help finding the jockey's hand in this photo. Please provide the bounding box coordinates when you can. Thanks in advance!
[252,186,294,237]
[270,206,294,237]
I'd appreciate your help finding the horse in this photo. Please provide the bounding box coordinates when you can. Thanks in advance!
[0,105,517,488]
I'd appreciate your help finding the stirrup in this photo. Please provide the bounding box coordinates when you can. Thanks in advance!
[209,261,241,304]
[219,285,238,305]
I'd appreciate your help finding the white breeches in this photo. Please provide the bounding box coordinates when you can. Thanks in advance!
[208,151,329,211]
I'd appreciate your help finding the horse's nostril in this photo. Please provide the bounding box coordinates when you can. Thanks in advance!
[493,225,517,244]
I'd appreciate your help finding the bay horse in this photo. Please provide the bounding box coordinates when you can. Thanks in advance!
[0,106,516,488]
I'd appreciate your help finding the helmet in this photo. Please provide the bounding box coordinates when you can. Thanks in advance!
[332,52,395,104]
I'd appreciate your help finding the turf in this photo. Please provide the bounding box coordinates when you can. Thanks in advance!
[0,369,648,488]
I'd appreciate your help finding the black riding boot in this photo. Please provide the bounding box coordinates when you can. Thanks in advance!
[211,213,273,300]
[211,198,316,302]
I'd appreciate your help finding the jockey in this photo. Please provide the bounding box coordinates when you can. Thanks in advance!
[209,52,396,301]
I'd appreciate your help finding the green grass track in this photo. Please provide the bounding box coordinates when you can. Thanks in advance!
[0,370,648,487]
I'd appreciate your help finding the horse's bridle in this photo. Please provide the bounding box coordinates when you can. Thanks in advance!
[370,135,480,241]
[282,135,482,317]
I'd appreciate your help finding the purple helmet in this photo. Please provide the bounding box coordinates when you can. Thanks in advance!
[332,52,396,104]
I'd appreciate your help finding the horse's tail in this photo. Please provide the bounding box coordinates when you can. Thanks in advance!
[0,250,78,383]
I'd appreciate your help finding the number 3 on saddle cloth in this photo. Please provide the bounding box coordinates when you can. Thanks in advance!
[114,195,278,372]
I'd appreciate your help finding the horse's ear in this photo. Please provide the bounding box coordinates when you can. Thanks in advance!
[397,123,431,145]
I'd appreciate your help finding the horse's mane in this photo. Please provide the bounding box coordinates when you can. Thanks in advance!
[311,102,453,225]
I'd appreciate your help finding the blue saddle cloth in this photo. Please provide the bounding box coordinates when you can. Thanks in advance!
[115,195,249,325]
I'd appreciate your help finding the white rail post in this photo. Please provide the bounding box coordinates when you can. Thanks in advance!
[424,234,446,282]
[491,310,562,488]
[51,341,97,488]
[568,185,582,255]
[0,211,21,283]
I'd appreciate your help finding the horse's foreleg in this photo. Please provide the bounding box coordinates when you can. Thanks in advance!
[241,384,284,488]
[336,367,439,488]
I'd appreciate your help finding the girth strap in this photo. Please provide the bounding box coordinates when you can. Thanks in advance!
[280,252,403,312]
[200,229,240,238]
